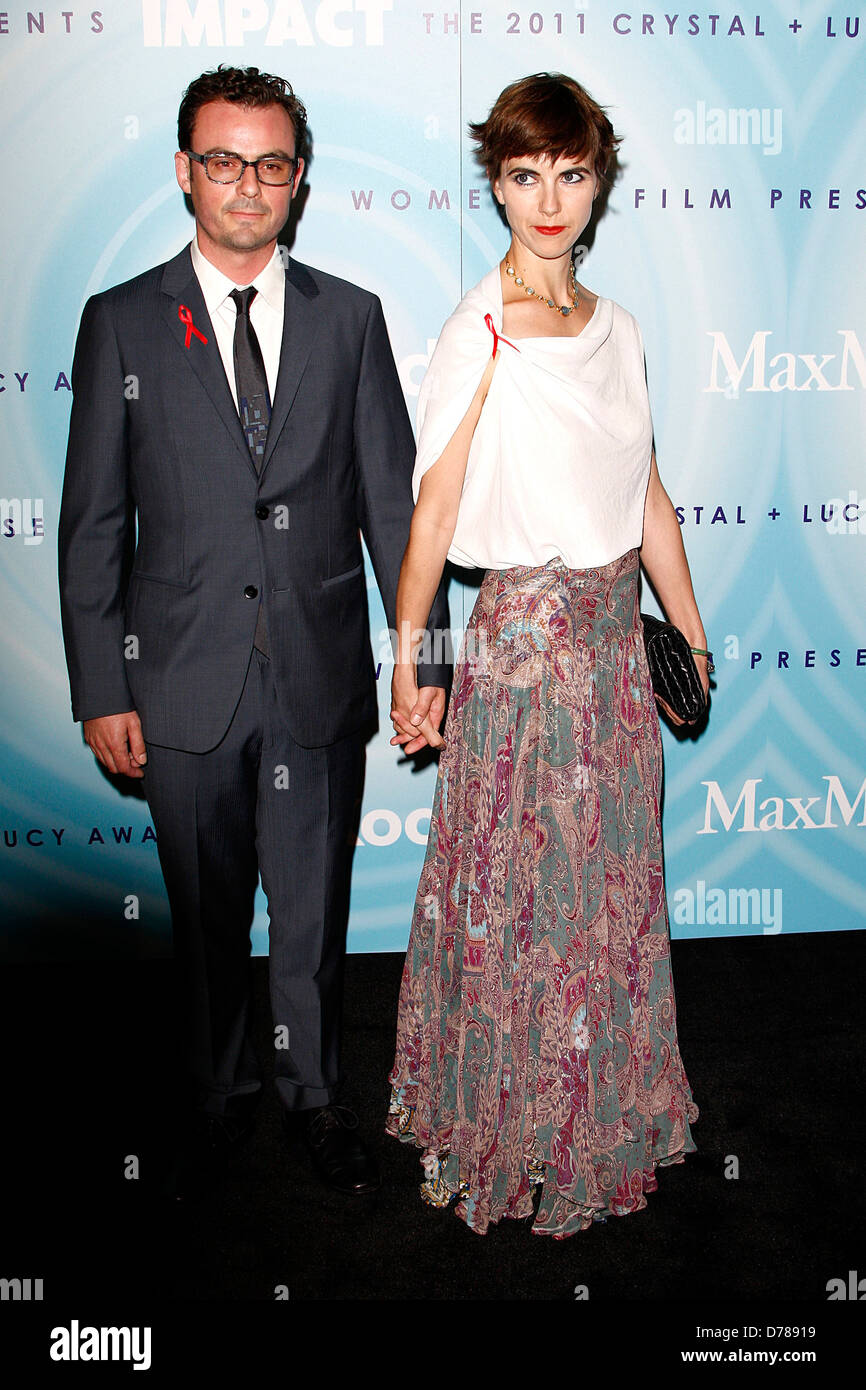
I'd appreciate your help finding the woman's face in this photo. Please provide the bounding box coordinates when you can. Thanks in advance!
[492,152,598,261]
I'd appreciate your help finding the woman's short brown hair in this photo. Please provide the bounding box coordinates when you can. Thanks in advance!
[469,72,620,190]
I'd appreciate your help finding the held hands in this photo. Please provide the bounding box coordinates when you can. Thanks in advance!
[654,653,711,727]
[83,710,147,778]
[390,666,446,754]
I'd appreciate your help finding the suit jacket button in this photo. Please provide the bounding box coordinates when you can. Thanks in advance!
[244,585,258,599]
[255,504,269,520]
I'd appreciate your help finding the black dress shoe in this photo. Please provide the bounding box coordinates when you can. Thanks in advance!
[285,1105,380,1195]
[168,1105,257,1201]
[199,1110,257,1155]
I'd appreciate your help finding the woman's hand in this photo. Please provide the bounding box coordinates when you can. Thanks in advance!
[640,451,713,728]
[654,652,711,727]
[390,664,446,753]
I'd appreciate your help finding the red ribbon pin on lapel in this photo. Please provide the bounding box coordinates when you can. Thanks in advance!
[484,313,519,357]
[178,304,208,349]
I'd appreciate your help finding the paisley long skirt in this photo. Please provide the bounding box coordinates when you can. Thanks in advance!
[385,549,699,1238]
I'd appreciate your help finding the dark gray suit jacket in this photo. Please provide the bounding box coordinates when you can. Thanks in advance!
[59,246,451,751]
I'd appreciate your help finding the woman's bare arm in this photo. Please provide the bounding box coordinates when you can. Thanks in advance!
[639,450,711,722]
[390,353,498,753]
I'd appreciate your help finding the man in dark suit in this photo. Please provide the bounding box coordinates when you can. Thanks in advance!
[58,66,450,1196]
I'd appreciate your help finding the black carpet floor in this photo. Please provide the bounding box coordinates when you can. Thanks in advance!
[2,931,863,1351]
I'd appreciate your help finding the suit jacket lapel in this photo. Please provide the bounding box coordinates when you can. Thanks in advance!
[159,247,256,476]
[261,257,320,474]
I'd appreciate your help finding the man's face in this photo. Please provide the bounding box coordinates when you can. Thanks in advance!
[175,99,304,273]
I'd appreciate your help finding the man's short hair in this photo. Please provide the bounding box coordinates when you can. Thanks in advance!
[178,65,308,158]
[469,71,620,191]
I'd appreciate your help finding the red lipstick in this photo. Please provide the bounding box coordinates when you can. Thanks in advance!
[535,225,565,235]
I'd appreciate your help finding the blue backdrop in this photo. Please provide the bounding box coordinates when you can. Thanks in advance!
[1,1,863,959]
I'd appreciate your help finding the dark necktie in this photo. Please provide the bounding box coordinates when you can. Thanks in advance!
[230,286,271,468]
[230,286,271,656]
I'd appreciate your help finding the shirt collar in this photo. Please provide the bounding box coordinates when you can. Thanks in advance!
[190,238,285,315]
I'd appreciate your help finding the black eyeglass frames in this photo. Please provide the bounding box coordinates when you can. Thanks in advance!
[186,151,298,186]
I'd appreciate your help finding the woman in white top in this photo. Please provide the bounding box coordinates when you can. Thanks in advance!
[385,73,709,1238]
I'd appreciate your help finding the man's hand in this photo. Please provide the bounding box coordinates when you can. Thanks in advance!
[390,669,446,754]
[83,711,147,778]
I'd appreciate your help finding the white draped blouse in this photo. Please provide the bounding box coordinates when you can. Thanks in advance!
[412,265,654,570]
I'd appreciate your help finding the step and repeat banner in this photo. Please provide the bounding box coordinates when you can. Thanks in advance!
[1,1,863,960]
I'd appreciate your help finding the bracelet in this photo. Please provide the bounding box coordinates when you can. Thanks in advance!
[690,646,715,673]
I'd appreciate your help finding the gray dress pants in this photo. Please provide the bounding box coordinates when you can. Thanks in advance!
[142,648,366,1116]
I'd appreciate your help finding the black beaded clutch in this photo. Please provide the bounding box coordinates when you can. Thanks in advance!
[640,613,706,722]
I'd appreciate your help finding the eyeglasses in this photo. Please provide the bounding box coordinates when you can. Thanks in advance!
[186,151,298,186]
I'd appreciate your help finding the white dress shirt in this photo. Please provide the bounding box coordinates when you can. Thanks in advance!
[190,237,285,406]
[413,266,654,571]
